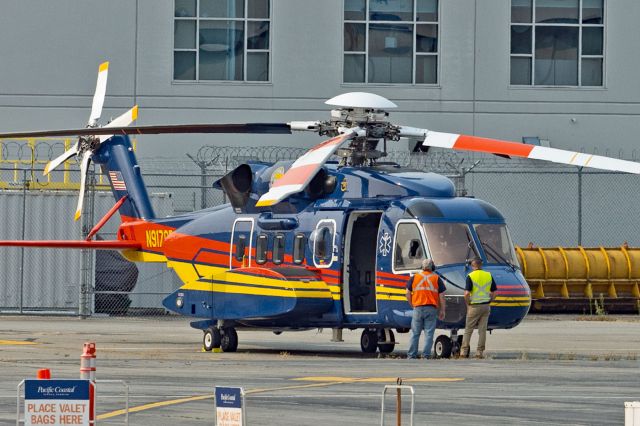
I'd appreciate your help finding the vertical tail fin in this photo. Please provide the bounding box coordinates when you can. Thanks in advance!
[93,135,155,221]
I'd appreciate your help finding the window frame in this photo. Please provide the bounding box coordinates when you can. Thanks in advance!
[509,0,606,88]
[342,0,441,86]
[313,219,337,269]
[173,0,272,83]
[391,219,430,275]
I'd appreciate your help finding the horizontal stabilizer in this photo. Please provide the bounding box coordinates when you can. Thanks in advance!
[0,240,141,250]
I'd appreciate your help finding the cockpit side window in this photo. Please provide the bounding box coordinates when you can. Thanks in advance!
[474,223,519,266]
[393,223,426,271]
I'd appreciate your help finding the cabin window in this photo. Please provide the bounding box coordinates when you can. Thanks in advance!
[393,222,426,271]
[235,234,246,261]
[312,220,336,268]
[423,222,478,266]
[256,234,268,264]
[293,233,306,264]
[273,233,285,264]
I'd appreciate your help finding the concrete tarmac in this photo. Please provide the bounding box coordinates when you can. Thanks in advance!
[0,315,639,425]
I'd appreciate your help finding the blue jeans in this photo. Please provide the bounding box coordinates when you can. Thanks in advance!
[408,305,437,358]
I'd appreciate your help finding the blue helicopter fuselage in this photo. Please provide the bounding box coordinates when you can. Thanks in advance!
[151,162,530,333]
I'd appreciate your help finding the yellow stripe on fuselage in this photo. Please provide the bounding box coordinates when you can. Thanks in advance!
[122,250,168,263]
[182,280,331,298]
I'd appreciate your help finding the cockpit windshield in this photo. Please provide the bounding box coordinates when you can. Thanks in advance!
[474,223,518,266]
[423,223,479,266]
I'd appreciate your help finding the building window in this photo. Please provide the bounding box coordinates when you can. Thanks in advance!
[510,0,604,86]
[343,0,439,84]
[174,0,270,82]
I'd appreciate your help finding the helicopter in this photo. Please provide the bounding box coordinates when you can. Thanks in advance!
[1,63,639,358]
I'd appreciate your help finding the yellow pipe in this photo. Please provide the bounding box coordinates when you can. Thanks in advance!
[517,246,640,300]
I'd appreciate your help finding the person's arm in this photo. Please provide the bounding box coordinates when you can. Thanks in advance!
[406,275,413,307]
[464,276,472,306]
[437,278,446,320]
[489,277,497,302]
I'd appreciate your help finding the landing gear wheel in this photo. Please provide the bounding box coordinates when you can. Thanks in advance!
[220,327,238,352]
[378,329,396,354]
[360,329,378,353]
[434,335,453,359]
[451,335,463,357]
[203,327,221,352]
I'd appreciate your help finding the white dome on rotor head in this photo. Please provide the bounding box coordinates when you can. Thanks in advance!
[325,92,397,109]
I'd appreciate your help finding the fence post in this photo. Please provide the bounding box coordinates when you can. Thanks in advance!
[79,169,96,318]
[19,168,28,314]
[578,167,583,246]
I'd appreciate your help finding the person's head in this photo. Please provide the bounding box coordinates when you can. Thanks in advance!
[470,256,483,270]
[421,258,435,271]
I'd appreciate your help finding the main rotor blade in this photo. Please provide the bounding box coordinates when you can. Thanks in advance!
[423,131,640,174]
[256,130,357,207]
[43,143,78,175]
[74,151,92,221]
[0,123,292,139]
[89,61,109,126]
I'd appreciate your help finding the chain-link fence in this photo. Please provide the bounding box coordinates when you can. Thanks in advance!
[1,140,638,316]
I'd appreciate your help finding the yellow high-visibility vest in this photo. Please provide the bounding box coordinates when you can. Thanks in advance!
[468,269,493,304]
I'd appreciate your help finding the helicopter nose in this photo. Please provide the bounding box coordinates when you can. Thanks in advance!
[487,267,531,328]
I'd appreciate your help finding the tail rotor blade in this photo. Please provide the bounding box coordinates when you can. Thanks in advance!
[43,144,78,175]
[89,62,109,126]
[98,105,139,143]
[74,151,92,221]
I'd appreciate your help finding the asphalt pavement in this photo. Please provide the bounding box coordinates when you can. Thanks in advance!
[0,315,638,425]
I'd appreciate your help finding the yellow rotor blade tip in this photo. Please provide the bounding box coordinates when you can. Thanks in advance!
[43,163,50,176]
[255,199,275,207]
[99,62,109,72]
[74,210,82,221]
[131,105,139,121]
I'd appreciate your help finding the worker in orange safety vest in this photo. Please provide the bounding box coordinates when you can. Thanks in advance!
[405,259,446,359]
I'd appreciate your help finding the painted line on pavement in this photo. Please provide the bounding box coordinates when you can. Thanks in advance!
[97,376,464,420]
[0,340,37,345]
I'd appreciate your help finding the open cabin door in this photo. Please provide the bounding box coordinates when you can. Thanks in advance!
[230,218,254,269]
[343,211,382,313]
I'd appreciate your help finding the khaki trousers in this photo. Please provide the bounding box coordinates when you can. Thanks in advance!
[460,303,491,355]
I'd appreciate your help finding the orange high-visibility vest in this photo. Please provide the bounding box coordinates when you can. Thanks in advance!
[411,271,440,307]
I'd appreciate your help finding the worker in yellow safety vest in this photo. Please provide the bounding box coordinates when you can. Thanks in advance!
[460,257,496,358]
[405,259,446,359]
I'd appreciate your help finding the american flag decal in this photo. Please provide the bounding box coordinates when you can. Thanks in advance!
[108,171,127,191]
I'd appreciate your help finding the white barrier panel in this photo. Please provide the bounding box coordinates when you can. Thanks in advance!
[23,380,90,426]
[215,386,245,426]
[626,402,640,426]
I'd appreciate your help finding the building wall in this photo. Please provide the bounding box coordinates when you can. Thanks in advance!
[2,0,639,159]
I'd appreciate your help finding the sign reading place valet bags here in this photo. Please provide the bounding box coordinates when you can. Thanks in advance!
[215,386,244,426]
[24,380,90,426]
